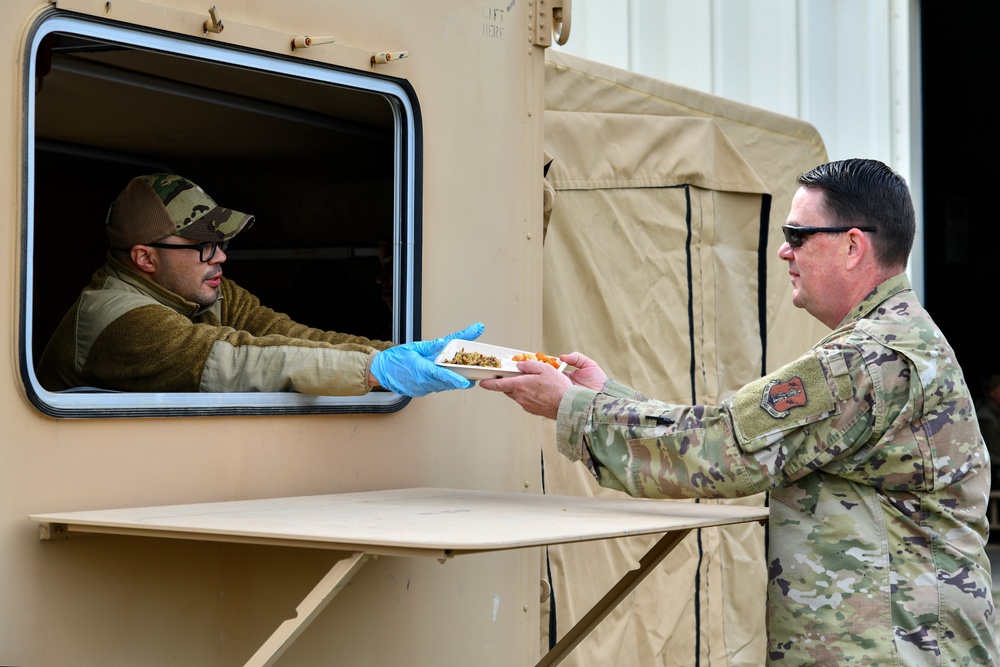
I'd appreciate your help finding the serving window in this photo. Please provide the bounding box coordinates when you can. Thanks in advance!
[22,13,420,417]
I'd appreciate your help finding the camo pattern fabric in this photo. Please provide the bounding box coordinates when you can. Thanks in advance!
[555,273,997,665]
[144,173,251,241]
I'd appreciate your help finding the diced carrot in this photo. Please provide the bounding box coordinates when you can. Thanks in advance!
[512,351,560,367]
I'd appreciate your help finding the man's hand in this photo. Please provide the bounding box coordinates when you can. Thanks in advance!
[480,351,607,420]
[370,322,485,397]
[560,352,608,391]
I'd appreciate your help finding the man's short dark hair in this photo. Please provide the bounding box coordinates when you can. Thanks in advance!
[797,158,915,269]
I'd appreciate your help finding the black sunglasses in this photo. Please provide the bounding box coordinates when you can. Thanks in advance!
[781,225,876,248]
[145,239,230,262]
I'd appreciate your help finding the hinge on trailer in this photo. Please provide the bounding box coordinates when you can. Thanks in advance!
[529,0,571,47]
[39,523,69,540]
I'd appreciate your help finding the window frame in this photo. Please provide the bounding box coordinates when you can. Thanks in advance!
[21,12,421,418]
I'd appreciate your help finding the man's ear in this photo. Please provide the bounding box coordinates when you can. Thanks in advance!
[130,246,157,274]
[844,228,869,270]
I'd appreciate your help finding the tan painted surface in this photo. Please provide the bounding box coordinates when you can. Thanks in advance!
[30,487,769,555]
[3,1,551,665]
[29,488,767,666]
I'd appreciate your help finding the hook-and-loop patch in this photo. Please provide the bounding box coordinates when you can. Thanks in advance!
[729,353,836,449]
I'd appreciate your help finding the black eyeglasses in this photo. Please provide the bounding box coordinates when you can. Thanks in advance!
[145,239,230,262]
[781,225,876,248]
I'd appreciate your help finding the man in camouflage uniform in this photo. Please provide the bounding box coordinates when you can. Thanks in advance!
[482,159,997,665]
[37,173,481,397]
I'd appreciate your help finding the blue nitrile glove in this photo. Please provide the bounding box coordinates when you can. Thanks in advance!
[370,322,485,397]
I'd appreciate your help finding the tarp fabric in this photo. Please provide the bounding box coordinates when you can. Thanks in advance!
[540,50,828,666]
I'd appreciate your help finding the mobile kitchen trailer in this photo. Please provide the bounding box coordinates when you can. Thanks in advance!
[1,1,826,665]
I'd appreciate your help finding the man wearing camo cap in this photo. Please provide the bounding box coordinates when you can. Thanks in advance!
[481,159,997,665]
[37,173,482,397]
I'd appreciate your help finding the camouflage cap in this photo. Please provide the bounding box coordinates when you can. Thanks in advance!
[106,174,254,249]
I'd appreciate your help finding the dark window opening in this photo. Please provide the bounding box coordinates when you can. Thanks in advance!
[24,15,420,416]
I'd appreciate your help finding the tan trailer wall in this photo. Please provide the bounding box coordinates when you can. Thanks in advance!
[1,1,548,665]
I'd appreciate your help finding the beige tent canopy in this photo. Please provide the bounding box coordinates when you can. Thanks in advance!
[540,50,829,666]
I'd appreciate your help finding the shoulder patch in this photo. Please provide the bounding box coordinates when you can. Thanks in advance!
[729,353,836,447]
[760,376,807,417]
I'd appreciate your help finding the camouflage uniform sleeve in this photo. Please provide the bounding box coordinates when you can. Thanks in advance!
[554,345,876,500]
[557,381,646,492]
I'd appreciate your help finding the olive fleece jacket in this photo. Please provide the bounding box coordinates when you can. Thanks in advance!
[36,256,393,394]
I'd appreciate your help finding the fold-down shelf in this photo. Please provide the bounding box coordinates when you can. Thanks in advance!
[31,487,768,667]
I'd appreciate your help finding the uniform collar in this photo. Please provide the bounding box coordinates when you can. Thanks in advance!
[836,272,912,329]
[105,252,222,317]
